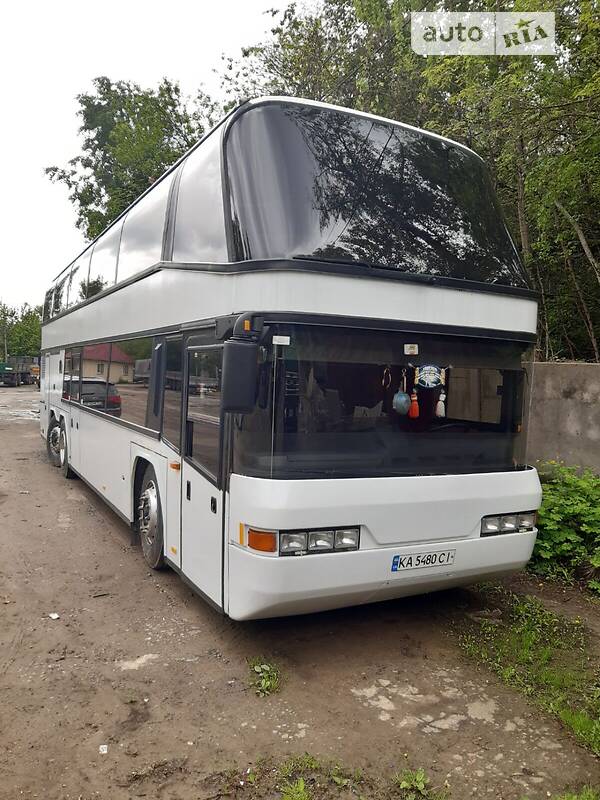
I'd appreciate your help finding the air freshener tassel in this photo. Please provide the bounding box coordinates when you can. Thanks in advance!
[409,367,420,418]
[435,390,446,418]
[392,368,410,415]
[408,388,420,419]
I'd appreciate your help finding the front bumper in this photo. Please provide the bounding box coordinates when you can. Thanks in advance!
[227,529,537,620]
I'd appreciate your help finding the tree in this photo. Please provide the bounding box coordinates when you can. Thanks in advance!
[0,303,41,359]
[46,77,220,240]
[0,302,17,362]
[8,305,42,358]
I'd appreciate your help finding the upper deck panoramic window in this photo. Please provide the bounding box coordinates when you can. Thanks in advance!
[226,103,529,288]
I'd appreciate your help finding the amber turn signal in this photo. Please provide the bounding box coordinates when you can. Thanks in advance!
[247,528,277,553]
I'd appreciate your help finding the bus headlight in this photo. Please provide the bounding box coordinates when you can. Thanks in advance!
[277,527,360,555]
[517,512,537,531]
[280,532,308,556]
[481,512,536,536]
[308,530,334,552]
[334,527,360,550]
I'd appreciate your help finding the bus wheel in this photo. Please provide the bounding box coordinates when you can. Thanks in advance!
[46,418,61,467]
[59,420,76,479]
[137,465,165,570]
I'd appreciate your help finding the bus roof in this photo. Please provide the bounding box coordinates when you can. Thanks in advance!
[51,96,482,282]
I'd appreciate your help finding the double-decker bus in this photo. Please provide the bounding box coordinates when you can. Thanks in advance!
[40,97,541,620]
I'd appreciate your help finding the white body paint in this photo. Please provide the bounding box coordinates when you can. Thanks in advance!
[40,96,540,620]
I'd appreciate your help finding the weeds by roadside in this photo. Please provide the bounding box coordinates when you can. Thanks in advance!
[533,462,600,595]
[555,790,600,800]
[248,657,281,696]
[200,755,447,799]
[459,586,600,754]
[524,789,600,800]
[391,768,449,799]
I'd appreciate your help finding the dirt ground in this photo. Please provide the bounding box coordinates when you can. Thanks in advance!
[0,386,598,800]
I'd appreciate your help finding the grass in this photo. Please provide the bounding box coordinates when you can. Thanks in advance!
[391,768,449,799]
[458,586,600,755]
[248,657,282,697]
[202,755,448,799]
[524,791,600,800]
[199,754,599,799]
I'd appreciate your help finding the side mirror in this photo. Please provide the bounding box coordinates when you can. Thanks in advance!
[221,338,259,414]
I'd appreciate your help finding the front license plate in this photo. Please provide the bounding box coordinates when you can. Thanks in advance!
[391,549,456,572]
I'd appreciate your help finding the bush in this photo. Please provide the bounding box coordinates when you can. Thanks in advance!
[533,462,600,593]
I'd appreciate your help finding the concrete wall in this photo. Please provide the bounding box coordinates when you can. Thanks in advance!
[527,362,600,471]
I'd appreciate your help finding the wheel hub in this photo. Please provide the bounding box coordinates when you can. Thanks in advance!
[59,430,66,466]
[49,426,61,457]
[138,480,158,547]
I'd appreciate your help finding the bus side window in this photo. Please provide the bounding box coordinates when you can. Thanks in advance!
[62,351,72,399]
[186,347,223,479]
[162,338,183,450]
[70,349,82,401]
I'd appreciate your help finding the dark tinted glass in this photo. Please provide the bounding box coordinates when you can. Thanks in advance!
[227,104,528,288]
[62,349,81,400]
[87,222,123,298]
[162,338,183,448]
[43,289,53,322]
[172,131,228,263]
[233,325,530,480]
[52,270,69,316]
[107,338,152,426]
[62,351,73,399]
[118,175,172,281]
[186,348,223,476]
[81,345,110,414]
[70,350,81,401]
[66,251,92,308]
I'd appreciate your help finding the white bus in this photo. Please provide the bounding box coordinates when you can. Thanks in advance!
[40,97,542,620]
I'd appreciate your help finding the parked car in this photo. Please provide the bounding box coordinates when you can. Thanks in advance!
[80,379,121,417]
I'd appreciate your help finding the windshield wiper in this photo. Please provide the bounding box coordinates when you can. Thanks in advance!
[292,254,410,274]
[291,255,445,286]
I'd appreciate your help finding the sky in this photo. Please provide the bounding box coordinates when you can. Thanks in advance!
[0,0,274,308]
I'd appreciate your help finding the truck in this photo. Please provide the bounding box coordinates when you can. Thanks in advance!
[0,356,40,386]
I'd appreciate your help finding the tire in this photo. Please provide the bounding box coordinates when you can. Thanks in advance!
[137,464,165,570]
[46,418,61,467]
[59,420,76,479]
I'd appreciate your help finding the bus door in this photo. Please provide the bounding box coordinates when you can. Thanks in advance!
[180,345,224,607]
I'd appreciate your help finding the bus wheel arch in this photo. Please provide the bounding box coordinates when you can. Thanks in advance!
[136,461,165,570]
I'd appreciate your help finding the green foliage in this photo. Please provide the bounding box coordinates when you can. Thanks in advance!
[554,790,600,800]
[0,303,41,359]
[533,462,600,593]
[392,767,447,799]
[248,657,281,696]
[225,753,446,799]
[277,755,322,781]
[281,777,311,800]
[46,77,220,240]
[459,587,600,754]
[523,790,600,800]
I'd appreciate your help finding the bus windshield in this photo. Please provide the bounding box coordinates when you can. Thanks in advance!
[233,325,531,479]
[226,103,529,288]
